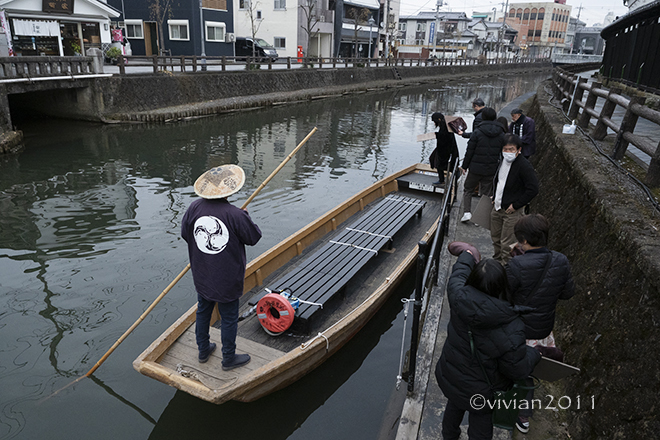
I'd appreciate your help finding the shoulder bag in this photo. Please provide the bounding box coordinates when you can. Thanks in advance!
[468,328,540,431]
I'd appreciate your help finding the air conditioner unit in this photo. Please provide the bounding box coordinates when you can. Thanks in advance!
[227,33,235,42]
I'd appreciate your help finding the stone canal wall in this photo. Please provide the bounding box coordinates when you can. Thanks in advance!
[99,62,551,122]
[528,84,660,438]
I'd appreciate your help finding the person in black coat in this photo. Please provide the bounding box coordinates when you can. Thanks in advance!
[459,107,505,223]
[509,109,537,158]
[458,97,486,139]
[435,251,541,440]
[505,214,574,433]
[429,112,460,185]
[490,134,538,264]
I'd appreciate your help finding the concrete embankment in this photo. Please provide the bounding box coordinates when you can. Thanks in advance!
[527,83,660,438]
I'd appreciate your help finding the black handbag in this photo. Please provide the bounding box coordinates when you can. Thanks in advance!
[468,328,539,430]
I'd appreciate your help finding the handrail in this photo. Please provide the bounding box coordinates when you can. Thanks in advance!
[115,54,551,75]
[553,66,660,187]
[407,159,459,392]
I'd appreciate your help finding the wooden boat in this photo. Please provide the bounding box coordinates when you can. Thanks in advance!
[133,163,451,404]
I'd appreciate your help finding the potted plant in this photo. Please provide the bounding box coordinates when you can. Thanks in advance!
[106,47,122,64]
[70,40,82,56]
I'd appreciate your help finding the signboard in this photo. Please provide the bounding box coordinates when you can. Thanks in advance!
[428,22,435,44]
[43,0,74,14]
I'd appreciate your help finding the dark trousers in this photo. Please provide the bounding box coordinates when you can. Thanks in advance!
[442,399,493,440]
[462,172,493,214]
[195,296,239,360]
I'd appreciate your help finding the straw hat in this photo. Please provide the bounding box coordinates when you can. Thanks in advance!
[194,165,246,199]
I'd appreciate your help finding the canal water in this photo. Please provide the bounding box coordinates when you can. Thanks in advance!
[0,70,549,440]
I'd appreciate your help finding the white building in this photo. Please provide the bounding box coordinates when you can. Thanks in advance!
[233,0,299,58]
[0,0,119,57]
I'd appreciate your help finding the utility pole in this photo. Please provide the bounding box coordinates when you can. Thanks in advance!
[433,0,441,57]
[384,0,391,57]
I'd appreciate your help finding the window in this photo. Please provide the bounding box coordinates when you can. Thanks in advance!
[274,0,285,9]
[239,0,249,9]
[206,21,226,42]
[257,10,262,19]
[274,37,285,48]
[398,23,406,31]
[202,0,227,9]
[416,23,425,32]
[125,20,143,39]
[168,20,189,40]
[530,10,537,20]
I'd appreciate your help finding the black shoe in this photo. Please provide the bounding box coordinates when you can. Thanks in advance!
[222,353,251,371]
[432,180,444,186]
[516,416,530,433]
[198,342,217,363]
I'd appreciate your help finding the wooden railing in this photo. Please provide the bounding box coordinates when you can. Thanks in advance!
[553,66,660,187]
[116,54,550,75]
[0,56,100,79]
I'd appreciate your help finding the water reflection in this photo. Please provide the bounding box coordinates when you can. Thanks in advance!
[0,71,549,439]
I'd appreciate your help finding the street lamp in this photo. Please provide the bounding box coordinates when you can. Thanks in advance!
[199,0,207,71]
[368,17,376,60]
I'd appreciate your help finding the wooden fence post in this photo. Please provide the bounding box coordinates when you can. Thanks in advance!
[578,82,601,129]
[612,96,646,160]
[192,56,197,72]
[592,87,622,140]
[646,142,660,187]
[152,56,158,74]
[118,55,125,75]
[568,77,588,120]
[222,56,226,71]
[180,56,185,72]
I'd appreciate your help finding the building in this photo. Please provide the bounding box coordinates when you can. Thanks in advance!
[106,0,234,57]
[573,26,605,55]
[297,0,335,59]
[0,0,119,57]
[565,16,585,53]
[396,11,471,59]
[503,1,572,57]
[333,0,380,58]
[232,0,299,58]
[469,18,518,58]
[601,0,660,90]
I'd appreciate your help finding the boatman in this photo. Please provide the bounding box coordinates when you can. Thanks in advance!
[181,165,262,370]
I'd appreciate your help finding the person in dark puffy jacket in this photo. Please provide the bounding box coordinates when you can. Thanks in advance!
[429,112,460,185]
[505,213,574,433]
[459,107,505,223]
[435,251,541,440]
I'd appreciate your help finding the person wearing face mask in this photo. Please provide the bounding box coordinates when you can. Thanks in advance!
[490,134,539,264]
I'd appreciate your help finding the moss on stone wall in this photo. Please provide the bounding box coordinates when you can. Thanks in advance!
[528,83,660,438]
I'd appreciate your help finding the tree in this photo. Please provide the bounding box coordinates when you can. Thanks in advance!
[348,6,370,58]
[245,0,263,58]
[299,0,321,61]
[148,0,172,55]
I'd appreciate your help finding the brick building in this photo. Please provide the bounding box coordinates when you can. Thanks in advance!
[503,1,571,57]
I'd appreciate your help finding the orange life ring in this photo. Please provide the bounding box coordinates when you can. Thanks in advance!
[256,293,295,335]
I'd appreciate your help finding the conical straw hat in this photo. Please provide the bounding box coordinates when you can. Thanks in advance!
[194,165,246,199]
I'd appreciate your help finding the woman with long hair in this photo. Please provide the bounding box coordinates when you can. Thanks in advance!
[435,246,541,439]
[429,112,459,185]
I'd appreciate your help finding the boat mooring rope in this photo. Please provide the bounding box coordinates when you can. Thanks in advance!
[300,332,329,351]
[396,298,415,390]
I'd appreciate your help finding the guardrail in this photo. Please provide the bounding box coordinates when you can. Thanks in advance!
[553,66,660,187]
[116,54,550,75]
[407,160,459,392]
[0,56,100,79]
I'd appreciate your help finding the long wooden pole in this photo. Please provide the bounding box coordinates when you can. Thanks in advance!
[47,127,318,396]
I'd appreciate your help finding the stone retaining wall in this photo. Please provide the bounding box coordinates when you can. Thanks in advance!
[528,84,660,438]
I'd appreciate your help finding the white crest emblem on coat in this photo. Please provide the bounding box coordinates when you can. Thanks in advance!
[193,216,229,254]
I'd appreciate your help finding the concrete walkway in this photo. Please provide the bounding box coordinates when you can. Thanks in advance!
[396,90,574,440]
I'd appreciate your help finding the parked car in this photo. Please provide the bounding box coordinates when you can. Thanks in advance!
[234,37,278,62]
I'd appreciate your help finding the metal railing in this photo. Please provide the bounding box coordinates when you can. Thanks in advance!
[407,160,459,392]
[0,56,100,79]
[553,66,660,187]
[115,54,550,75]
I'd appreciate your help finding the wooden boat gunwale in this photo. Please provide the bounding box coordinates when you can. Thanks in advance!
[133,163,441,403]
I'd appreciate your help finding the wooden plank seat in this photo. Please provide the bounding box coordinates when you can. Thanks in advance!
[248,194,426,333]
